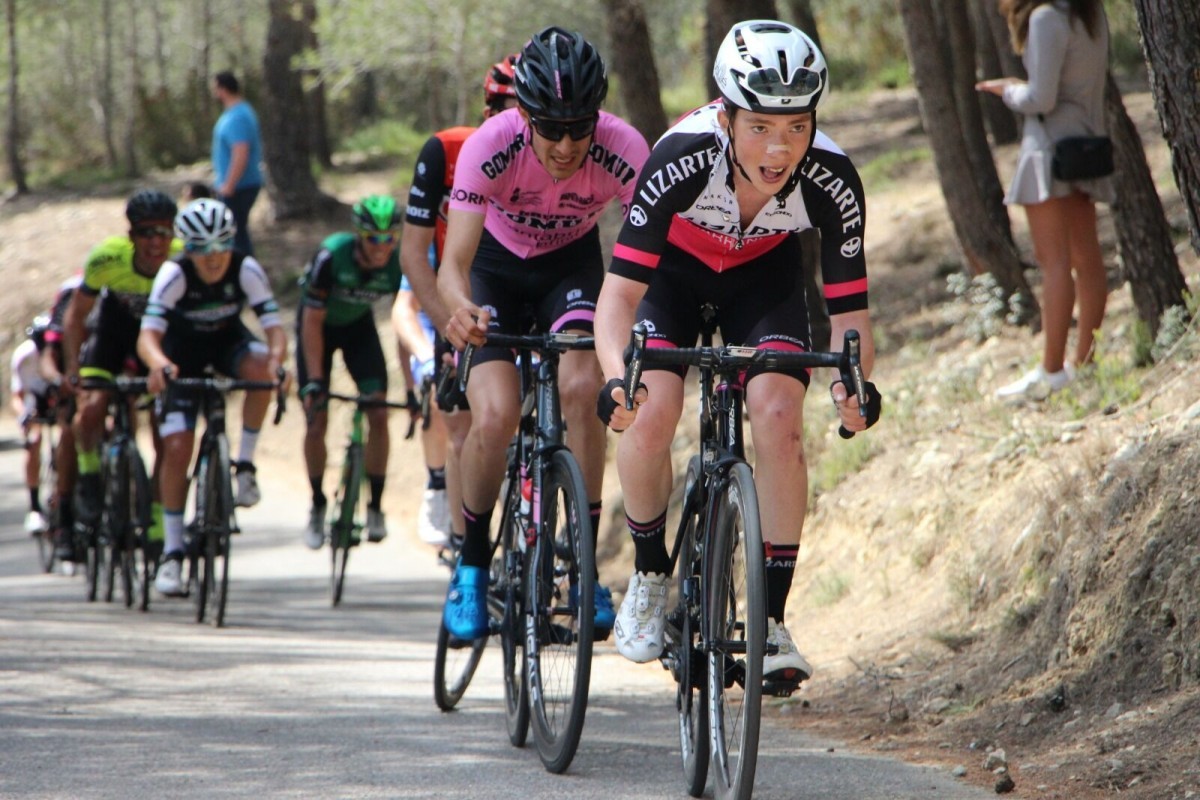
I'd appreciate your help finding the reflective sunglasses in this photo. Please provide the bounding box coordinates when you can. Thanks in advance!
[741,67,823,99]
[528,114,598,142]
[184,239,234,255]
[360,231,398,245]
[132,225,173,239]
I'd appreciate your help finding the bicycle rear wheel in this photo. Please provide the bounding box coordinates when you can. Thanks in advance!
[329,442,364,607]
[433,618,487,711]
[104,445,136,608]
[36,428,58,573]
[130,449,154,612]
[527,449,593,774]
[676,456,710,797]
[706,462,765,800]
[497,475,529,746]
[191,453,216,623]
[210,437,234,628]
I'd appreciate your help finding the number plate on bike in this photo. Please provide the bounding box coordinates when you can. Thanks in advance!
[725,346,758,358]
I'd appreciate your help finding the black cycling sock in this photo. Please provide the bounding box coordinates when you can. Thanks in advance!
[628,511,670,576]
[459,505,494,569]
[589,502,603,581]
[368,474,385,510]
[30,488,40,513]
[427,466,446,491]
[309,476,325,508]
[764,542,799,623]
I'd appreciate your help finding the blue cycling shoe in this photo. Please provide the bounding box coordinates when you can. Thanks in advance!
[443,562,489,640]
[569,583,615,641]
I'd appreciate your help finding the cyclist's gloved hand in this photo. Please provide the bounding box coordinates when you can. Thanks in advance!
[300,380,329,414]
[412,357,437,384]
[597,377,646,431]
[830,379,882,432]
[434,364,469,414]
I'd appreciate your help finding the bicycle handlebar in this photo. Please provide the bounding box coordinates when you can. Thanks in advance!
[622,324,867,439]
[325,391,413,410]
[162,367,289,426]
[458,331,595,393]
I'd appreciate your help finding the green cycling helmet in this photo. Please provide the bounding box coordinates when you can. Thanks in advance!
[352,195,401,233]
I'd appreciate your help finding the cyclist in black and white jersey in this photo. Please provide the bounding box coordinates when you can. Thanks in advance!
[595,21,881,683]
[137,198,290,596]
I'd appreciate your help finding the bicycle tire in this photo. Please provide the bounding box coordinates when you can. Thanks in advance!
[84,521,104,603]
[527,449,593,774]
[676,456,710,797]
[130,449,154,612]
[106,445,136,608]
[706,461,765,800]
[211,436,234,628]
[497,475,529,746]
[191,454,212,623]
[36,428,58,573]
[329,443,363,607]
[433,619,487,711]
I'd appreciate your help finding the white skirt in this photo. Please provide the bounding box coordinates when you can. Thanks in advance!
[1005,131,1115,207]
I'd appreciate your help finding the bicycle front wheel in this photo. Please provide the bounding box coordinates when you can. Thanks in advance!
[130,449,154,612]
[210,437,234,628]
[706,461,765,800]
[676,456,710,797]
[527,449,593,774]
[36,428,58,573]
[329,443,364,607]
[497,474,529,746]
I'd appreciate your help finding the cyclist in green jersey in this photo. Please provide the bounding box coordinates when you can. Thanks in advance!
[297,196,405,548]
[62,189,182,554]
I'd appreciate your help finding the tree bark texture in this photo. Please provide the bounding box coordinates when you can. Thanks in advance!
[1131,0,1200,255]
[784,0,822,51]
[1105,75,1186,336]
[5,0,28,193]
[603,0,667,144]
[262,0,337,220]
[969,0,1019,145]
[705,0,778,101]
[898,0,1036,322]
[300,0,332,169]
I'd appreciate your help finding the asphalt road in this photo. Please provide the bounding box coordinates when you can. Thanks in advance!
[0,422,992,800]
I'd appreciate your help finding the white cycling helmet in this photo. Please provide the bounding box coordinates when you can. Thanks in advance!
[714,20,827,114]
[174,198,236,250]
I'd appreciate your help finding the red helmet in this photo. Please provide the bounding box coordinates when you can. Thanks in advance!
[483,54,519,117]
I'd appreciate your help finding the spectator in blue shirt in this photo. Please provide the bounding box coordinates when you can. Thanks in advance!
[212,71,264,256]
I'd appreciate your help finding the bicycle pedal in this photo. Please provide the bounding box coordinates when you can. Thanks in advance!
[763,677,803,697]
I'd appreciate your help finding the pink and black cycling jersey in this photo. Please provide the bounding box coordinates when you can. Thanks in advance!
[609,102,868,315]
[448,107,649,258]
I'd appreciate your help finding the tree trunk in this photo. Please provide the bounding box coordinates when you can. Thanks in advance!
[898,0,1036,322]
[1105,75,1186,337]
[192,0,213,155]
[970,0,1019,145]
[99,0,118,169]
[940,0,1013,243]
[300,0,332,169]
[262,0,337,220]
[4,0,27,194]
[705,0,778,101]
[1130,0,1200,255]
[122,0,139,177]
[784,0,822,51]
[603,0,667,143]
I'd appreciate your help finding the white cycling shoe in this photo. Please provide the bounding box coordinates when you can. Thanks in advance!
[614,571,670,663]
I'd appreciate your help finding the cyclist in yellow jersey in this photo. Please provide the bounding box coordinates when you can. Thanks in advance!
[62,190,182,559]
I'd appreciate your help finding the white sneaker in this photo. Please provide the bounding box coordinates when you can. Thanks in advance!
[366,507,388,543]
[614,572,670,663]
[305,504,326,550]
[234,462,261,508]
[154,553,186,597]
[24,510,48,536]
[417,488,449,546]
[764,619,813,682]
[995,364,1073,401]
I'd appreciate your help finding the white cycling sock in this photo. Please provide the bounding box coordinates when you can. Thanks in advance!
[164,511,186,555]
[237,427,260,465]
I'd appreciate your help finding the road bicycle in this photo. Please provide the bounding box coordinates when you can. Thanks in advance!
[322,391,410,607]
[165,369,285,628]
[622,310,866,800]
[434,331,595,774]
[30,404,61,574]
[80,376,155,611]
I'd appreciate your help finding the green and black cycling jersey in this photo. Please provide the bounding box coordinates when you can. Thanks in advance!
[80,235,183,318]
[299,232,403,327]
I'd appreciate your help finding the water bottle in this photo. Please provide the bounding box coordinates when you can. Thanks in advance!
[519,476,532,517]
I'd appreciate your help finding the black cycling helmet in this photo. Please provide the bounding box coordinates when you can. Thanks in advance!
[26,313,51,349]
[514,27,608,119]
[126,189,178,226]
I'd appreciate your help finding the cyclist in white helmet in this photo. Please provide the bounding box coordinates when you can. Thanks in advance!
[138,198,290,597]
[595,20,881,686]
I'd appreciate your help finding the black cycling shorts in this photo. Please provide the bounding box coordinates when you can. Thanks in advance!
[636,234,814,386]
[468,227,602,367]
[295,310,387,396]
[78,290,145,380]
[157,321,266,431]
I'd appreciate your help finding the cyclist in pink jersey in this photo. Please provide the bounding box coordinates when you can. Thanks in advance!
[438,26,650,641]
[594,21,882,683]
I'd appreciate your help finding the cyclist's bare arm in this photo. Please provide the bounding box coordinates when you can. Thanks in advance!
[62,290,95,380]
[436,208,489,350]
[829,309,875,432]
[391,290,435,366]
[397,223,451,332]
[263,324,291,391]
[136,327,174,395]
[300,304,327,383]
[595,273,650,431]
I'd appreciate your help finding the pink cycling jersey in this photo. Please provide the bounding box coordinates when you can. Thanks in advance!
[448,107,650,259]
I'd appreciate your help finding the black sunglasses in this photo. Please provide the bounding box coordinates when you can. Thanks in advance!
[528,114,598,142]
[132,225,173,239]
